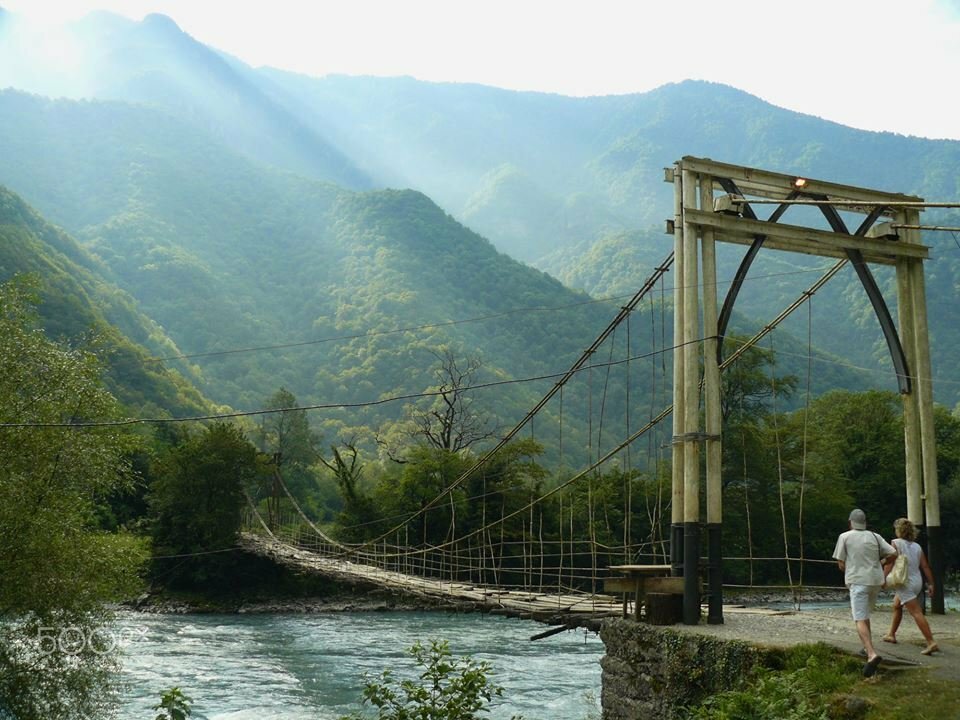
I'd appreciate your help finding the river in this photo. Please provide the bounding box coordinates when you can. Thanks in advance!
[114,611,603,719]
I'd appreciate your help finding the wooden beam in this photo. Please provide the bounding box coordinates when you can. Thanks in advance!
[681,168,701,626]
[701,181,723,528]
[679,156,923,205]
[683,209,929,264]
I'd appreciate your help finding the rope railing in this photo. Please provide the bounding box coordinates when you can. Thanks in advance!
[238,252,853,607]
[244,504,847,598]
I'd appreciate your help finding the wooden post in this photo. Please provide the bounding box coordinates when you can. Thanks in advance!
[646,592,684,625]
[681,167,701,625]
[894,245,923,526]
[906,229,944,613]
[671,164,686,577]
[701,175,723,625]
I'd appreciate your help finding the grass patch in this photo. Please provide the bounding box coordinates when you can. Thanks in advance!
[684,643,960,720]
[684,644,861,720]
[688,642,959,720]
[855,667,958,720]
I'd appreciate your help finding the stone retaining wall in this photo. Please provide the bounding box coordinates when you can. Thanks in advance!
[600,619,768,720]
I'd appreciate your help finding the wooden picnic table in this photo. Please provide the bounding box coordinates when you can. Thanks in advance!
[605,564,680,620]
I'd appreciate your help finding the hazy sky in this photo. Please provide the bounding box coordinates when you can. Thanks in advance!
[4,0,959,140]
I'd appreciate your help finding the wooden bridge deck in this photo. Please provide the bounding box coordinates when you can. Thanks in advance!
[240,532,623,630]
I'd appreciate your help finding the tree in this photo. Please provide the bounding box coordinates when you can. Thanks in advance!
[934,406,960,576]
[340,639,520,720]
[375,446,473,546]
[409,349,498,454]
[460,437,547,538]
[149,422,261,588]
[802,390,905,525]
[721,338,798,427]
[255,388,320,527]
[0,276,146,720]
[323,441,380,542]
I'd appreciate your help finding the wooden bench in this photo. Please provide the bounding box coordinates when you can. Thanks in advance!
[604,565,681,620]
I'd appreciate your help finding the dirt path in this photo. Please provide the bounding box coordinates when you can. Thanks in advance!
[672,605,959,681]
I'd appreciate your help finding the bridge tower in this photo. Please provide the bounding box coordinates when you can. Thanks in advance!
[667,157,944,624]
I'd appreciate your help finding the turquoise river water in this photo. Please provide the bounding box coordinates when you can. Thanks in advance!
[114,611,604,719]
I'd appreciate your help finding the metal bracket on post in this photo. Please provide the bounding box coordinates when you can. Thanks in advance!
[671,433,721,444]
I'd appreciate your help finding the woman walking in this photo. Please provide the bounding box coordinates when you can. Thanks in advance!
[883,517,938,655]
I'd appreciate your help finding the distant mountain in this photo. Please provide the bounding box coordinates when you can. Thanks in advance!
[0,91,613,456]
[1,7,956,410]
[253,73,960,252]
[3,11,958,263]
[0,91,873,460]
[0,184,210,416]
[0,10,370,189]
[246,69,960,408]
[255,72,960,403]
[254,71,633,261]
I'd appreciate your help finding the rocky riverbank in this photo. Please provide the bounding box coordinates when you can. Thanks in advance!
[722,586,849,606]
[128,588,448,615]
[129,584,853,616]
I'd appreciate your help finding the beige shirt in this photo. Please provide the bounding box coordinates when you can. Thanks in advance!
[832,529,897,586]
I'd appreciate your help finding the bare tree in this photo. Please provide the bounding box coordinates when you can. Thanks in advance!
[319,441,364,500]
[410,349,498,453]
[321,440,378,541]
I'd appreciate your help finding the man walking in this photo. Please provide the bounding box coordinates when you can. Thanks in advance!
[833,508,897,677]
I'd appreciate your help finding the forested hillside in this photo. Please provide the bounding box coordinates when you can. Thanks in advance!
[0,10,369,189]
[0,91,644,462]
[0,90,871,465]
[0,185,209,416]
[255,72,960,404]
[255,72,960,258]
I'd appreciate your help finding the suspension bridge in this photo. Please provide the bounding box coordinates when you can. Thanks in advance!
[240,158,952,627]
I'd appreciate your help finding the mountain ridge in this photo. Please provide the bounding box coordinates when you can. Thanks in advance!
[0,183,211,416]
[0,89,877,460]
[1,9,956,413]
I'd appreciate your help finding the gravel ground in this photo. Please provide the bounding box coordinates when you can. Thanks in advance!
[672,601,960,680]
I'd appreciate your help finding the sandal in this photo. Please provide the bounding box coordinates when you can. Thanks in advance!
[881,635,897,644]
[920,643,939,656]
[863,655,882,678]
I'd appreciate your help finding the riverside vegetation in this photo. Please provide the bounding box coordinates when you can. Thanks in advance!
[684,643,960,720]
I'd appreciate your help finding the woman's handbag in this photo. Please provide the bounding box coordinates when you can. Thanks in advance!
[885,550,909,589]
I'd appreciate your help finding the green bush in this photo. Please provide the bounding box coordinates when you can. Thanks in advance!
[154,687,192,720]
[685,644,861,720]
[340,639,520,720]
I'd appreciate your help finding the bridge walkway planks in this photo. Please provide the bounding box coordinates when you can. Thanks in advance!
[240,532,622,629]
